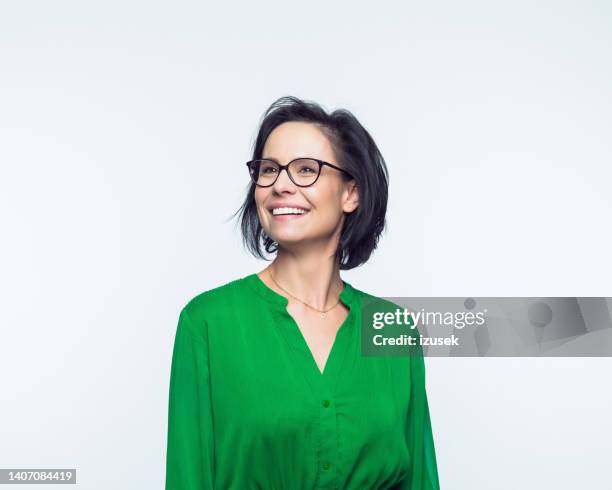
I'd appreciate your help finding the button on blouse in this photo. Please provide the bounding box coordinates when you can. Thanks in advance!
[165,273,440,489]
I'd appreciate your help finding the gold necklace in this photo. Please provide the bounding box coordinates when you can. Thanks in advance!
[268,269,341,319]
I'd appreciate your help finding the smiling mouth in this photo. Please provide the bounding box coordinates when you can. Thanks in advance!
[270,207,310,216]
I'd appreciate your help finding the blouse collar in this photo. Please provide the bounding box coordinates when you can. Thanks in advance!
[242,272,357,309]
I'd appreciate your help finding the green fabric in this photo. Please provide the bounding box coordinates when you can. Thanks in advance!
[165,273,440,490]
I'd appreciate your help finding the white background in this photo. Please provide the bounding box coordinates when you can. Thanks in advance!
[1,1,611,488]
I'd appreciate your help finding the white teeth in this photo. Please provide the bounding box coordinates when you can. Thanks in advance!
[272,207,308,216]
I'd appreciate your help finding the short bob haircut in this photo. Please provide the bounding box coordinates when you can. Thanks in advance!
[233,95,389,271]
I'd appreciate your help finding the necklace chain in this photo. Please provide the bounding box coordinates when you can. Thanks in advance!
[268,269,341,318]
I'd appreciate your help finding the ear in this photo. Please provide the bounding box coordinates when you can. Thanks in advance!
[342,181,359,213]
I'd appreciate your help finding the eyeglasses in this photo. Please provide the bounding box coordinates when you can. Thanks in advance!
[246,158,354,187]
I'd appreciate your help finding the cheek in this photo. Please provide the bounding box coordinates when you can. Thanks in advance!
[307,184,339,206]
[309,189,345,222]
[253,191,268,224]
[254,189,267,210]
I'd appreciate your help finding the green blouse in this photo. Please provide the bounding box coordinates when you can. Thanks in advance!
[165,273,440,489]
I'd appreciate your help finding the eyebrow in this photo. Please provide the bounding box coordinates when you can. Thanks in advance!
[260,157,315,164]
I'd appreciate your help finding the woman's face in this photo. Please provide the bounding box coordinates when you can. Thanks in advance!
[254,121,358,250]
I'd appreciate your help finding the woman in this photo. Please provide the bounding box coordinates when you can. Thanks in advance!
[165,96,440,489]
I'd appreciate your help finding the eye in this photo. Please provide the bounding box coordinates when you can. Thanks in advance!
[259,162,278,174]
[293,160,319,174]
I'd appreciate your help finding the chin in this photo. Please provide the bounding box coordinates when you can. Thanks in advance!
[272,234,308,245]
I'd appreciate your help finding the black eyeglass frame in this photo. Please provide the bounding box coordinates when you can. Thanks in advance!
[245,157,355,188]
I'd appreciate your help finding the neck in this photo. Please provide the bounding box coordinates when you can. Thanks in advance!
[264,247,344,310]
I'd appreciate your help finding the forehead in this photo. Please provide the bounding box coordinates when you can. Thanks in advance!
[262,122,335,162]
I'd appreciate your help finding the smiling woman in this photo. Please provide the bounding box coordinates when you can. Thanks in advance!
[165,96,440,489]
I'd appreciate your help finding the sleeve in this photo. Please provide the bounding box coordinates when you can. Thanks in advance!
[403,339,440,490]
[165,306,215,490]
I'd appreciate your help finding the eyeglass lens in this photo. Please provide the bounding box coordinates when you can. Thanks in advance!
[250,159,320,186]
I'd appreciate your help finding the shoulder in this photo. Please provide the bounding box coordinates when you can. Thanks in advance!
[350,284,423,339]
[181,276,245,322]
[349,284,403,313]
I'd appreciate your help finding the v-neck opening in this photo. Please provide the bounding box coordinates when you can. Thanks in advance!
[243,272,357,385]
[283,299,355,384]
[312,304,353,376]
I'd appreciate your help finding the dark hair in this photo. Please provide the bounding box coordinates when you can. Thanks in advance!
[231,95,389,270]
